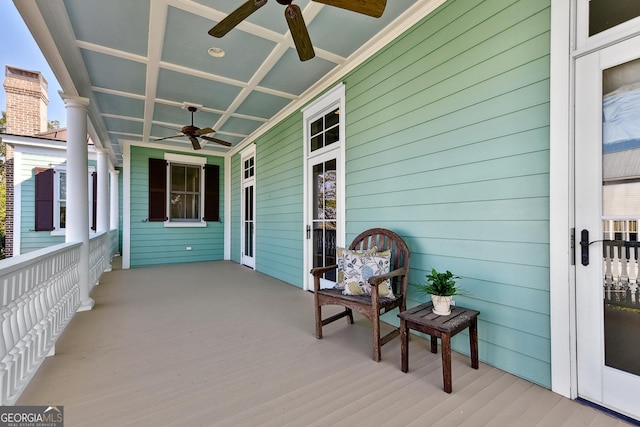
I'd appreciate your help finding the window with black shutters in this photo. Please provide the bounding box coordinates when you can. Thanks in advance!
[148,158,219,224]
[34,166,97,231]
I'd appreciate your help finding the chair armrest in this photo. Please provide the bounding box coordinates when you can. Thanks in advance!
[310,264,338,277]
[310,264,338,292]
[367,266,408,286]
[368,267,408,303]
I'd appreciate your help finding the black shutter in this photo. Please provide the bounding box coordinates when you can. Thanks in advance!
[91,171,97,230]
[148,158,167,221]
[204,164,219,222]
[35,167,54,231]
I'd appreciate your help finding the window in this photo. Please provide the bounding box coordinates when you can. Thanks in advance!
[589,0,640,36]
[34,166,96,232]
[148,154,219,225]
[244,157,254,179]
[170,163,200,221]
[56,170,67,229]
[310,107,340,152]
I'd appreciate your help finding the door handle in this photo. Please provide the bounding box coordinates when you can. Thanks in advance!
[580,229,590,266]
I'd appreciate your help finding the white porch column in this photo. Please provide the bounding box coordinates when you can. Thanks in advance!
[62,94,94,312]
[97,150,110,233]
[110,169,120,232]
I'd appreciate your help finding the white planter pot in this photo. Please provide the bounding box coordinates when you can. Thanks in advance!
[431,295,452,316]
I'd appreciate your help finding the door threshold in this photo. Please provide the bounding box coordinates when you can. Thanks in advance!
[576,398,640,425]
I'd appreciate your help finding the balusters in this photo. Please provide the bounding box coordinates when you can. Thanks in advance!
[0,244,82,405]
[604,242,614,287]
[0,238,110,404]
[629,244,638,286]
[603,240,640,309]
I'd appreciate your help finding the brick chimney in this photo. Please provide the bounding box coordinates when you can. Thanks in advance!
[3,65,49,136]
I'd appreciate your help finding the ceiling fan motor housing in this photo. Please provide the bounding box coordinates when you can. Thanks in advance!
[182,125,198,135]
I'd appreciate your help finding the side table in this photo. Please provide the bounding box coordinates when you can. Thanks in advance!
[398,302,480,393]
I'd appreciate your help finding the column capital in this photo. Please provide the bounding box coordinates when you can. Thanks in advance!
[109,169,120,176]
[58,92,90,109]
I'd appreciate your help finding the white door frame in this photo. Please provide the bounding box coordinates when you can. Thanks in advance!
[302,83,346,291]
[574,35,640,421]
[549,0,640,401]
[240,145,256,269]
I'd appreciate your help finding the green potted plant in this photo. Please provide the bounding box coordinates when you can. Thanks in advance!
[416,268,461,315]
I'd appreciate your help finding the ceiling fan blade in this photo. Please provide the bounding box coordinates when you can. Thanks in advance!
[196,127,215,135]
[189,136,202,150]
[312,0,386,18]
[153,134,184,142]
[201,135,233,147]
[208,0,267,38]
[285,5,315,61]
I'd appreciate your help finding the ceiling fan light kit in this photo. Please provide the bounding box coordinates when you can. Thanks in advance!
[207,47,226,58]
[209,0,387,61]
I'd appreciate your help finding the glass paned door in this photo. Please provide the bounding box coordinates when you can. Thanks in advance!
[309,155,338,289]
[241,155,256,268]
[303,83,344,291]
[575,35,640,421]
[243,184,254,263]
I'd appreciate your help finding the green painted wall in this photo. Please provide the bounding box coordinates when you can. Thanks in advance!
[254,113,305,286]
[129,146,225,267]
[230,154,241,263]
[343,0,551,387]
[231,0,551,387]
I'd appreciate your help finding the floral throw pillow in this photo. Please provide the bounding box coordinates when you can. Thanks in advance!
[341,250,394,298]
[334,246,379,290]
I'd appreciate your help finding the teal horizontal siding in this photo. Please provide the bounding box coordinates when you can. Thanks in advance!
[236,0,552,388]
[230,154,241,263]
[129,146,225,267]
[254,113,304,287]
[343,0,551,387]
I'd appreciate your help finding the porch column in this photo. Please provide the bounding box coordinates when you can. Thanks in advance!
[97,150,110,233]
[110,169,120,232]
[61,94,94,312]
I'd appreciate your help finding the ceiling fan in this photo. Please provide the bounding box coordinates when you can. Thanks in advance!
[208,0,387,61]
[153,106,232,150]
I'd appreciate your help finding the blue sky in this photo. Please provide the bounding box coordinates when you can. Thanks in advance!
[0,2,67,127]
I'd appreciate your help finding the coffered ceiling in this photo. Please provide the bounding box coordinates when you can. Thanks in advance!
[15,0,437,165]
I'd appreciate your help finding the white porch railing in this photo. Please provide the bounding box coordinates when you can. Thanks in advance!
[0,243,81,405]
[603,240,640,308]
[0,232,114,405]
[109,229,120,259]
[89,231,112,290]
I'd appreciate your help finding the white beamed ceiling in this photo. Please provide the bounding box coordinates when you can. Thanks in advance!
[15,0,437,164]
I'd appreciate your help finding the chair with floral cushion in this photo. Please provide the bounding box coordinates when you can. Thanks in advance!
[311,228,410,362]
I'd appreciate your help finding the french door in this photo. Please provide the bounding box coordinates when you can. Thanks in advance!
[307,150,340,289]
[241,153,255,268]
[302,83,345,291]
[575,35,640,421]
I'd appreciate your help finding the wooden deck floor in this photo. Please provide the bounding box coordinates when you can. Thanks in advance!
[18,260,633,426]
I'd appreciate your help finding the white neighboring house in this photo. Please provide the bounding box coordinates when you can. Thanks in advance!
[1,65,98,257]
[2,131,97,257]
